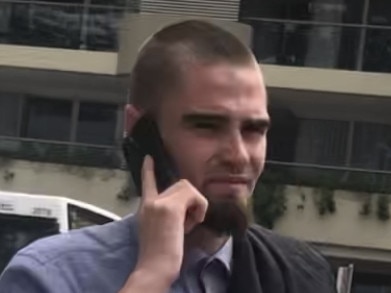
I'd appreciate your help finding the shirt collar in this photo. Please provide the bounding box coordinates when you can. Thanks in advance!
[183,237,233,273]
[213,237,233,272]
[128,215,234,273]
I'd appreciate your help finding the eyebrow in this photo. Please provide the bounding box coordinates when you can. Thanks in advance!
[181,112,271,129]
[243,118,271,130]
[182,113,228,124]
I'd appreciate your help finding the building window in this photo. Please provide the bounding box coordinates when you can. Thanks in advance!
[251,22,360,70]
[363,29,391,73]
[240,0,365,24]
[0,93,20,137]
[76,102,117,145]
[294,119,349,166]
[91,0,128,6]
[268,114,391,173]
[365,0,391,73]
[267,113,349,166]
[85,7,120,51]
[0,93,120,168]
[352,271,391,293]
[267,108,299,162]
[21,97,72,141]
[240,0,391,73]
[351,122,391,171]
[15,97,119,145]
[368,0,391,26]
[0,0,127,51]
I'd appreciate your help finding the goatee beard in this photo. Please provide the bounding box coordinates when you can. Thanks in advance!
[200,197,251,237]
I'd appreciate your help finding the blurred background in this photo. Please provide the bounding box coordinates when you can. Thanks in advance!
[0,0,391,291]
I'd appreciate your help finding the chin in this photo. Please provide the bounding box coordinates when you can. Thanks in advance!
[201,196,251,237]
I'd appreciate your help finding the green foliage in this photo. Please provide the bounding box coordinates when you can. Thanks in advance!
[358,193,391,222]
[296,190,306,210]
[117,175,136,201]
[377,194,390,221]
[359,194,372,216]
[314,187,336,216]
[252,182,287,229]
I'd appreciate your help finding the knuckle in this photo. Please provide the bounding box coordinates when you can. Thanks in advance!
[177,179,189,188]
[200,195,208,206]
[197,195,208,210]
[177,180,206,201]
[142,200,156,213]
[155,201,175,217]
[179,179,196,193]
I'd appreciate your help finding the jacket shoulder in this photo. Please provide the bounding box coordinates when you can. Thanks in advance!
[248,224,329,269]
[247,224,337,293]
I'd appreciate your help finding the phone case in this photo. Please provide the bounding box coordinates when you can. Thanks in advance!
[122,116,179,195]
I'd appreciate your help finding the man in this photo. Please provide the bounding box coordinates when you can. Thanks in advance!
[0,20,336,293]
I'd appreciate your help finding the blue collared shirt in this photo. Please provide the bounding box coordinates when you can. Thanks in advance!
[0,215,232,293]
[179,237,233,293]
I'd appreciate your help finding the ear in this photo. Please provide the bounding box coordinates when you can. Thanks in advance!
[123,104,143,137]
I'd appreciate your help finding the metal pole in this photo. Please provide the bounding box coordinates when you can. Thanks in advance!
[79,0,91,49]
[336,264,354,293]
[356,0,370,71]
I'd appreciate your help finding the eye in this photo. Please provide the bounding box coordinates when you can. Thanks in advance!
[242,123,268,136]
[193,121,219,130]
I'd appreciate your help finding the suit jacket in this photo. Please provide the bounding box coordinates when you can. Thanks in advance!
[228,225,337,293]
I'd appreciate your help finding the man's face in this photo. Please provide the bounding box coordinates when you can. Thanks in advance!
[157,61,269,235]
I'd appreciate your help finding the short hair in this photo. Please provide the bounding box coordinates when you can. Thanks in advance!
[128,20,255,112]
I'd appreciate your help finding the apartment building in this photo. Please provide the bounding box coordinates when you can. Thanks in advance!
[0,0,249,218]
[1,0,391,291]
[239,1,391,291]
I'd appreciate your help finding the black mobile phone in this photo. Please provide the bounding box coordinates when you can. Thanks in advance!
[122,115,179,195]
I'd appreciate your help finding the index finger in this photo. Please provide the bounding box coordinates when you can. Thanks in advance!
[141,155,158,200]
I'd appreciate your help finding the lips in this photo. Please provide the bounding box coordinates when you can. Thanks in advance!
[206,175,251,185]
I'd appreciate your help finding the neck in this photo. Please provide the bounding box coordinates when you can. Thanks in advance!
[185,226,230,255]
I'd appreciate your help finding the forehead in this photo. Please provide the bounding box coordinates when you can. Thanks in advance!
[163,62,268,120]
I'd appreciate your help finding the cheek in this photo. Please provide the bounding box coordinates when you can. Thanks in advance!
[166,135,215,184]
[250,138,267,174]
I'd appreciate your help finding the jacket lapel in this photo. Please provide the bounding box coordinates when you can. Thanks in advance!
[227,235,263,293]
[227,229,288,293]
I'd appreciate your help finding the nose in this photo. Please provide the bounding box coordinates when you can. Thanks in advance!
[219,131,250,172]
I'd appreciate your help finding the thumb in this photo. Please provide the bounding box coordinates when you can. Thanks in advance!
[141,155,158,200]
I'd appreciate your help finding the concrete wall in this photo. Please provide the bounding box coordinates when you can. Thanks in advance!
[0,67,128,104]
[0,44,118,74]
[2,13,391,100]
[0,13,252,76]
[263,65,391,98]
[0,158,140,217]
[116,13,253,74]
[274,185,391,261]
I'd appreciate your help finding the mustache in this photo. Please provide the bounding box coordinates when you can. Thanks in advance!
[204,173,253,183]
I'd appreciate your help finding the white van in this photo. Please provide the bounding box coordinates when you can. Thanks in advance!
[0,191,121,273]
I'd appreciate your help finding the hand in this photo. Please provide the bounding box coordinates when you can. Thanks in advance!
[134,156,208,286]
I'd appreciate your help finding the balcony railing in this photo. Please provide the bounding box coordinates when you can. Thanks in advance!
[262,160,391,194]
[0,0,139,51]
[2,135,391,194]
[0,136,121,169]
[242,17,391,73]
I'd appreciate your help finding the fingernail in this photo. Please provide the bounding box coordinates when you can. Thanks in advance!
[144,155,153,166]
